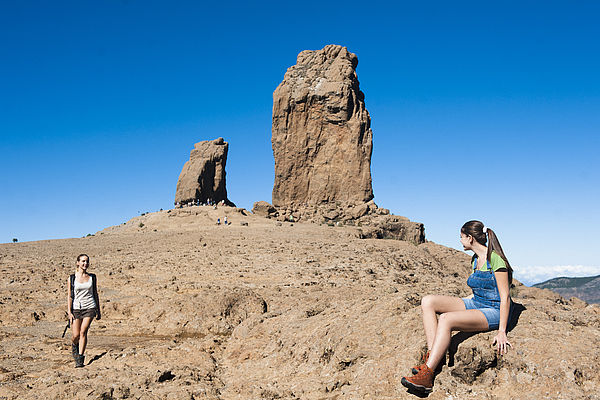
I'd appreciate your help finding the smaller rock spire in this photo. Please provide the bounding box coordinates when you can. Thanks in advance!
[175,137,234,206]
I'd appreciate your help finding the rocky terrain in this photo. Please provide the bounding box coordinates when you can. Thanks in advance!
[534,275,600,304]
[252,200,425,244]
[1,207,599,399]
[175,137,233,206]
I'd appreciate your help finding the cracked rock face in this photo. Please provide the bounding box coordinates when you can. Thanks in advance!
[175,137,233,206]
[271,45,374,208]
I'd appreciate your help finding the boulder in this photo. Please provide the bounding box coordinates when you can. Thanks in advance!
[375,215,425,243]
[271,45,373,208]
[252,201,278,218]
[350,203,369,219]
[356,215,425,244]
[175,138,234,206]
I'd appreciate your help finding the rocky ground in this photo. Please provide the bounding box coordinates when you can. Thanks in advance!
[1,206,599,399]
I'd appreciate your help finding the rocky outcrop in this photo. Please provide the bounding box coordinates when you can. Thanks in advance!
[175,138,234,206]
[251,201,278,218]
[271,44,373,208]
[268,45,424,243]
[356,215,426,244]
[263,199,425,244]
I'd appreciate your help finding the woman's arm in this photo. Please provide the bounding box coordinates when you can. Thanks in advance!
[67,276,73,321]
[92,274,101,320]
[493,270,512,354]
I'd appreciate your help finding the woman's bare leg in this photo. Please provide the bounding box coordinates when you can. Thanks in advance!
[426,310,488,369]
[71,318,81,346]
[78,317,93,355]
[421,295,466,349]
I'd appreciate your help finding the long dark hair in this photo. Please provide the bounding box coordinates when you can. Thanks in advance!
[461,220,513,284]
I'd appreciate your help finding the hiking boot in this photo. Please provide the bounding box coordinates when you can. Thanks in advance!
[75,354,85,368]
[401,364,434,394]
[71,343,78,360]
[411,350,430,374]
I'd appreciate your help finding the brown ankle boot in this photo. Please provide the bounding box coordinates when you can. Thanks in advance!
[402,363,434,393]
[411,350,430,374]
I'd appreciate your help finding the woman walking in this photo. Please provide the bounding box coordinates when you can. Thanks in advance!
[67,254,101,368]
[401,220,514,394]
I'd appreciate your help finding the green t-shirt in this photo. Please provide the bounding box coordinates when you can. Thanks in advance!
[472,251,507,273]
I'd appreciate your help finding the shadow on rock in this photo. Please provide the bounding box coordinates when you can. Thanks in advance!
[508,302,526,331]
[447,301,526,368]
[403,386,430,398]
[447,331,478,368]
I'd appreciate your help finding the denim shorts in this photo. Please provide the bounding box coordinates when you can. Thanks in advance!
[462,297,502,330]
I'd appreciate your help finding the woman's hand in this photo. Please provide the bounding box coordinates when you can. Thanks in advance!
[492,331,512,355]
[68,312,73,323]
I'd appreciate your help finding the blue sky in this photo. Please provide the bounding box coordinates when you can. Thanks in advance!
[1,1,598,285]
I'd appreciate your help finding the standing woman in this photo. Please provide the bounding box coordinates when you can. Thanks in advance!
[401,220,514,394]
[67,254,101,368]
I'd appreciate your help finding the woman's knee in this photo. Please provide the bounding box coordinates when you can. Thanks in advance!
[437,312,453,329]
[421,295,435,310]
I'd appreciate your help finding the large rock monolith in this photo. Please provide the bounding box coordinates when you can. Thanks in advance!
[175,138,234,206]
[271,44,373,208]
[268,45,424,243]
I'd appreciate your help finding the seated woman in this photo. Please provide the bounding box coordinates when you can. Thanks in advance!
[402,220,514,394]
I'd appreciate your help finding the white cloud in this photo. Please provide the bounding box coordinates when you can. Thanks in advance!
[514,265,600,286]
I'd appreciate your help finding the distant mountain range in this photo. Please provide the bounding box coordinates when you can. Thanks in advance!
[533,274,600,304]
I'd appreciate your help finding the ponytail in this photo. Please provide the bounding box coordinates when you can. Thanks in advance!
[485,228,513,284]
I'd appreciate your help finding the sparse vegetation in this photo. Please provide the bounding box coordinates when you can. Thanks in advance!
[139,222,145,228]
[12,238,18,243]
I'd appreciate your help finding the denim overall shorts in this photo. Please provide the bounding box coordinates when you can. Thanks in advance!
[462,258,512,330]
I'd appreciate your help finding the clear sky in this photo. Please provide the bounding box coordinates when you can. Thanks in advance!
[1,1,599,285]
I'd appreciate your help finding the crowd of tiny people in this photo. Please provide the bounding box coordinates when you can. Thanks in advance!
[173,198,230,225]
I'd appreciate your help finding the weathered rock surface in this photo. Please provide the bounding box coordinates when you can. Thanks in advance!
[1,211,598,399]
[251,201,278,218]
[267,200,425,244]
[268,46,424,243]
[272,44,373,208]
[175,137,234,206]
